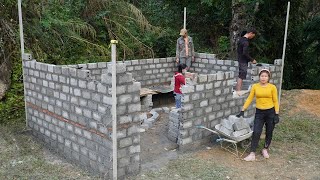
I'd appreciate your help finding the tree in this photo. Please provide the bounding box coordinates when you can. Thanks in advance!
[229,0,261,58]
[0,0,18,100]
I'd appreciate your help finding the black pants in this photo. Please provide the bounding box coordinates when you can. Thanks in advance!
[250,108,276,152]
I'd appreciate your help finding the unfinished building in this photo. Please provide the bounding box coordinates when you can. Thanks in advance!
[22,52,283,178]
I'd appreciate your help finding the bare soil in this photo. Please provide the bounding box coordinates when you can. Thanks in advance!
[281,89,320,117]
[140,112,179,171]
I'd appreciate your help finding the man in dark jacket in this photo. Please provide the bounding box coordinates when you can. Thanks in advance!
[236,29,257,95]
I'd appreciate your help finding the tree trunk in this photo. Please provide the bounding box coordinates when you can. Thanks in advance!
[0,52,12,100]
[229,0,247,59]
[0,19,14,100]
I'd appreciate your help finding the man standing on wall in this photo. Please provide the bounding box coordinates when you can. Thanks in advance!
[236,29,257,95]
[176,29,195,71]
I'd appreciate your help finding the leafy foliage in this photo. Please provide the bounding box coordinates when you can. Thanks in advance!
[1,0,320,124]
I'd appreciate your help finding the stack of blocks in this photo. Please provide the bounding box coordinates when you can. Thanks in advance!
[168,109,181,142]
[219,116,251,137]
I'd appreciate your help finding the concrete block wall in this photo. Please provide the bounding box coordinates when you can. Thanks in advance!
[250,59,283,90]
[190,52,252,80]
[124,57,176,86]
[23,60,141,179]
[176,71,256,148]
[66,62,109,81]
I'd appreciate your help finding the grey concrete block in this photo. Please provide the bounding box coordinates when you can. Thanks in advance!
[228,115,239,123]
[217,60,224,65]
[107,62,126,74]
[131,60,139,65]
[196,84,205,91]
[198,75,208,83]
[274,59,282,65]
[119,115,133,124]
[128,125,139,136]
[89,151,98,161]
[74,88,81,96]
[205,106,213,113]
[233,119,250,131]
[219,125,233,136]
[68,68,77,77]
[200,100,208,107]
[134,66,142,71]
[118,73,133,84]
[86,63,97,69]
[139,59,147,65]
[216,72,225,80]
[220,119,233,130]
[83,130,92,140]
[181,85,194,93]
[207,74,217,81]
[65,139,72,148]
[97,62,107,68]
[179,137,192,145]
[82,90,91,99]
[224,60,232,66]
[97,83,107,94]
[128,103,141,113]
[146,58,154,64]
[102,96,112,105]
[181,121,192,129]
[53,66,62,74]
[87,81,96,91]
[77,70,91,79]
[215,89,222,96]
[118,94,132,105]
[231,129,248,137]
[119,137,133,148]
[62,85,69,93]
[129,145,140,154]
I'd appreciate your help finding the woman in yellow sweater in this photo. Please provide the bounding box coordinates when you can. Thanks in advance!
[237,69,280,161]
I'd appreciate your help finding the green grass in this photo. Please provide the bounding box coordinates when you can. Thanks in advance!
[0,123,96,180]
[274,116,320,145]
[272,115,320,165]
[136,155,229,180]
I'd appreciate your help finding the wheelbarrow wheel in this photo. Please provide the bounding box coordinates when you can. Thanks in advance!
[240,138,251,149]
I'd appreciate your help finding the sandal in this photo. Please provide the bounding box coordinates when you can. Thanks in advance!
[244,152,256,161]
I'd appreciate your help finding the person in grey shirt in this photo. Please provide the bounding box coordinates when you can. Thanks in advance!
[176,29,195,70]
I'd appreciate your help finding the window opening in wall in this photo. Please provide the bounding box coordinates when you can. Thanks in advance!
[152,92,175,108]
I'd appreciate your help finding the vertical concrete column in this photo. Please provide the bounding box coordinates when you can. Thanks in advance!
[102,62,141,179]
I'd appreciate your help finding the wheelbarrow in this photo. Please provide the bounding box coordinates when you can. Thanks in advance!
[197,124,253,158]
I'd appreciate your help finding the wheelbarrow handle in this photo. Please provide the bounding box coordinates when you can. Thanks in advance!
[216,138,237,144]
[196,125,219,135]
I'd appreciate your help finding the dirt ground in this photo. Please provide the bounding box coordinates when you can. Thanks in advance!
[140,112,179,171]
[281,89,320,117]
